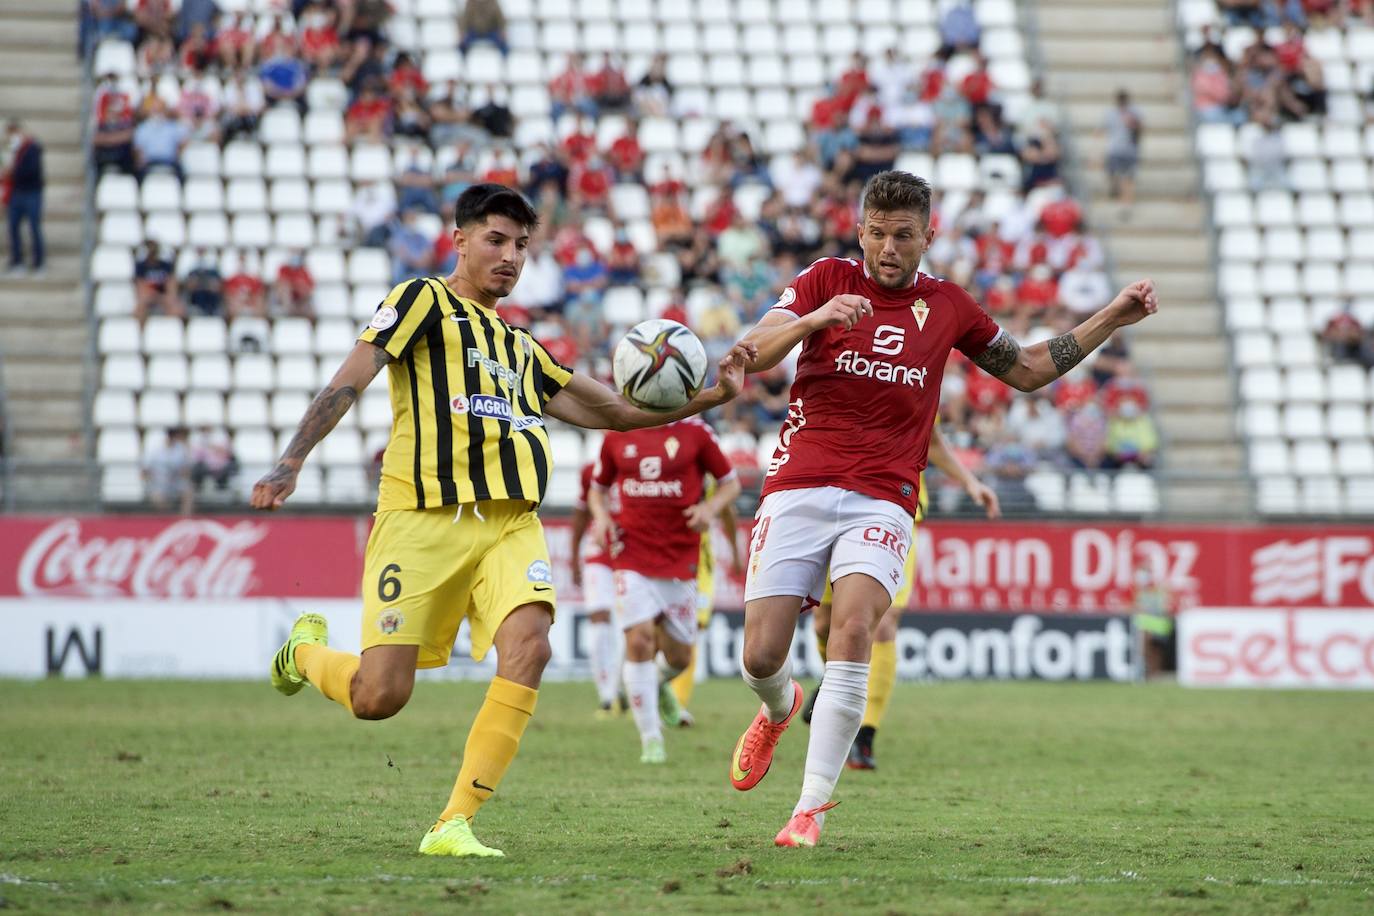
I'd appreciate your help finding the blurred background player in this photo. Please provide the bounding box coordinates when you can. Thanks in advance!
[729,170,1158,848]
[588,418,739,763]
[669,476,743,727]
[570,461,624,717]
[802,424,1002,770]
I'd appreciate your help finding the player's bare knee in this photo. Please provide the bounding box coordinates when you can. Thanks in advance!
[352,682,411,720]
[624,625,655,660]
[742,644,787,679]
[503,635,553,680]
[662,639,692,671]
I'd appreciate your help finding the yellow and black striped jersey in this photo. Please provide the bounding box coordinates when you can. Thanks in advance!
[358,277,573,511]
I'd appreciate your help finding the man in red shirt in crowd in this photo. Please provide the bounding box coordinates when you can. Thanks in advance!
[727,170,1157,847]
[560,113,597,163]
[589,419,740,764]
[607,119,644,180]
[274,251,315,318]
[960,53,997,108]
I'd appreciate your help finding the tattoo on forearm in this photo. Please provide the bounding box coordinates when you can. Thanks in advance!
[1048,333,1086,376]
[972,334,1022,377]
[277,385,359,466]
[373,347,393,369]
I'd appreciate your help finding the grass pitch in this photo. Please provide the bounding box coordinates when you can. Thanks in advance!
[1,678,1371,914]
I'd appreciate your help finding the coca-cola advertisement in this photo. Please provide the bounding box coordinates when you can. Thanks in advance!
[1,515,1372,610]
[0,516,370,599]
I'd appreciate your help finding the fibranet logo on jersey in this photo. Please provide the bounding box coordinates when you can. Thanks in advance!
[622,478,684,498]
[834,351,928,387]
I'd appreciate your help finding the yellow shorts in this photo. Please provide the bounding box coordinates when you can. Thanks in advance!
[822,522,919,609]
[696,563,715,628]
[361,500,556,668]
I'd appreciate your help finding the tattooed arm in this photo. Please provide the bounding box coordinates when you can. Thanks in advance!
[250,341,392,510]
[972,279,1158,392]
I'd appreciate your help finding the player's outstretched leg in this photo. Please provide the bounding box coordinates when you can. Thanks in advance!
[270,613,330,696]
[422,604,550,858]
[273,613,373,717]
[655,626,690,729]
[777,574,886,847]
[732,596,804,791]
[586,609,622,718]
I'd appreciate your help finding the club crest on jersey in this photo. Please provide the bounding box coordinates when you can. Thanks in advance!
[912,299,930,331]
[777,286,797,310]
[665,436,680,459]
[526,560,553,584]
[378,609,405,634]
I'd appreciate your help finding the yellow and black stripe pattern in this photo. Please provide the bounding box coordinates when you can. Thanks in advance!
[358,278,573,511]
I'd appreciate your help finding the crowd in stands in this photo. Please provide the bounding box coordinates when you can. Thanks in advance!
[83,0,1155,514]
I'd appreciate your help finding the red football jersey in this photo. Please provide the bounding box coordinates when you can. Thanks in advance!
[576,462,612,567]
[593,419,735,580]
[761,257,1003,514]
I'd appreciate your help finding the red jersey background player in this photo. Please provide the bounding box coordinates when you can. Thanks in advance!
[728,170,1158,848]
[570,462,623,717]
[589,419,740,764]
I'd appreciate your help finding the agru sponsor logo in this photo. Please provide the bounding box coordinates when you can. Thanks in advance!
[451,393,543,430]
[16,518,265,598]
[896,614,1136,682]
[1182,609,1374,687]
[467,347,522,388]
[834,350,927,387]
[1250,536,1374,606]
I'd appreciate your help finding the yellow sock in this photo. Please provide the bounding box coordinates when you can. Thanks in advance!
[862,639,897,729]
[295,644,359,714]
[670,648,697,708]
[438,676,538,825]
[817,631,828,665]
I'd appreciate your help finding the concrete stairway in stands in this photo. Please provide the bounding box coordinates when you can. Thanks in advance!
[0,0,93,506]
[1028,0,1252,517]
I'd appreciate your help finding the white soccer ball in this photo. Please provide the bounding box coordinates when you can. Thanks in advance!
[612,319,709,411]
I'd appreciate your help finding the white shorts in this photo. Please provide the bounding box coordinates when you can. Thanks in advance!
[582,561,615,612]
[614,569,697,645]
[745,486,915,606]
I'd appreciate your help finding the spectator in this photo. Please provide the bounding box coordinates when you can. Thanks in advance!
[430,82,486,148]
[973,106,1017,156]
[177,20,215,72]
[835,52,871,110]
[1065,401,1108,469]
[770,146,823,209]
[568,153,613,211]
[1092,333,1134,387]
[353,178,397,247]
[134,0,174,40]
[224,253,267,318]
[650,188,693,247]
[960,53,997,111]
[479,146,519,187]
[273,250,316,318]
[181,247,223,316]
[134,240,181,319]
[717,211,766,271]
[1248,109,1288,190]
[871,47,914,112]
[1059,266,1113,317]
[439,142,478,208]
[459,0,509,56]
[634,53,674,117]
[810,88,856,167]
[137,33,175,78]
[511,243,564,311]
[144,426,194,514]
[1006,391,1066,459]
[5,120,45,275]
[889,79,937,151]
[561,113,597,163]
[983,437,1039,516]
[1104,396,1158,469]
[472,86,515,138]
[396,146,439,213]
[132,96,188,181]
[387,211,434,285]
[388,52,428,100]
[393,89,433,142]
[259,49,309,112]
[175,0,216,42]
[258,13,297,60]
[550,53,596,120]
[939,1,982,55]
[1191,48,1242,123]
[605,225,641,284]
[191,427,238,495]
[90,0,139,44]
[1276,41,1326,120]
[220,68,266,142]
[523,142,566,197]
[562,243,608,306]
[591,53,632,112]
[1019,119,1061,192]
[931,81,974,155]
[217,13,256,70]
[345,81,392,143]
[1322,310,1374,367]
[606,118,644,180]
[1013,78,1060,144]
[299,2,343,72]
[1103,89,1143,213]
[1218,0,1278,28]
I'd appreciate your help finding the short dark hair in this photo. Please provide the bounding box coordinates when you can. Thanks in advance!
[454,183,540,232]
[859,171,932,225]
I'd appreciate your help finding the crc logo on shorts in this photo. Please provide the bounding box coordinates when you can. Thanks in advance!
[378,609,405,634]
[527,560,553,584]
[863,526,908,560]
[902,483,914,498]
[370,306,398,330]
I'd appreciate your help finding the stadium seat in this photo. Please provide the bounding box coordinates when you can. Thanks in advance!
[102,354,145,390]
[100,465,145,503]
[1067,473,1111,513]
[96,427,142,464]
[1113,472,1159,514]
[95,283,136,317]
[1242,403,1282,438]
[270,391,311,429]
[1249,438,1291,475]
[96,174,139,210]
[189,354,231,391]
[259,106,302,145]
[1024,470,1067,512]
[93,389,137,428]
[146,354,189,390]
[222,141,264,179]
[1256,476,1301,514]
[1327,364,1370,402]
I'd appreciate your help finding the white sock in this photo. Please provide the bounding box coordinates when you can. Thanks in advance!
[742,654,795,722]
[623,659,661,742]
[795,660,868,827]
[589,620,618,705]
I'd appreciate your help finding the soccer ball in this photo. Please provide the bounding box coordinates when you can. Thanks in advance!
[612,319,709,411]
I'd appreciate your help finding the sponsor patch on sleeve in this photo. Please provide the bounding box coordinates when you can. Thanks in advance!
[526,560,553,583]
[370,305,399,330]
